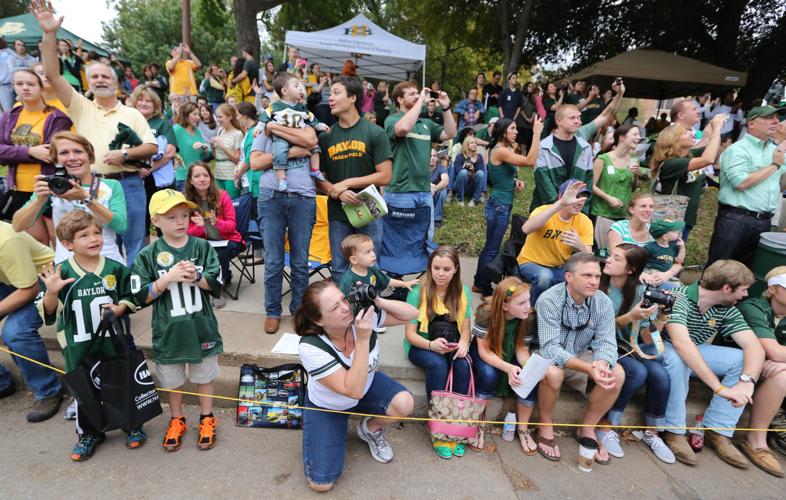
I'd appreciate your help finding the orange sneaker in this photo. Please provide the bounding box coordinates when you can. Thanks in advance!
[198,416,218,450]
[162,417,187,452]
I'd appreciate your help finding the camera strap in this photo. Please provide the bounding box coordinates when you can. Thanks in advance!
[628,320,665,360]
[88,176,101,201]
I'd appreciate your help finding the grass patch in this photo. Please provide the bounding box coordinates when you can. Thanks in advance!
[434,168,718,267]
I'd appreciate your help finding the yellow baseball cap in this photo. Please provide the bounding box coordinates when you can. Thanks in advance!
[148,189,197,217]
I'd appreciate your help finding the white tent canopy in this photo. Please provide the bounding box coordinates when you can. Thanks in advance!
[284,14,426,83]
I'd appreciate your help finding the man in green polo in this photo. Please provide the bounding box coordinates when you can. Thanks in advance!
[659,259,765,469]
[734,266,786,477]
[384,81,456,241]
[707,105,785,267]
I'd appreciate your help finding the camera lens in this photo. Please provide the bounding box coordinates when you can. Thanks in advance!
[48,176,73,195]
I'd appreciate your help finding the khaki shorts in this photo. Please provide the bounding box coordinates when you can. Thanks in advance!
[155,355,220,389]
[562,350,595,397]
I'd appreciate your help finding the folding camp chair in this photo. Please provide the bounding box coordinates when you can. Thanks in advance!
[282,195,332,296]
[379,205,431,299]
[220,193,256,300]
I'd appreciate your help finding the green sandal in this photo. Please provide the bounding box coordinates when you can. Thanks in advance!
[452,442,465,457]
[432,439,453,459]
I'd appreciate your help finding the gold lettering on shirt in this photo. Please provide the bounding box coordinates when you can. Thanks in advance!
[328,140,368,161]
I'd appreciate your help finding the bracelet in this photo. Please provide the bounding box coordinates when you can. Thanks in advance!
[714,384,726,395]
[428,341,432,351]
[148,282,161,299]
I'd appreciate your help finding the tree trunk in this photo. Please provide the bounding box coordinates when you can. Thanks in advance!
[496,0,536,77]
[233,0,284,61]
[739,17,786,105]
[182,0,192,47]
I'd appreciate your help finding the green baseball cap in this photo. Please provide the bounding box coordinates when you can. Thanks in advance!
[649,219,685,239]
[747,105,778,121]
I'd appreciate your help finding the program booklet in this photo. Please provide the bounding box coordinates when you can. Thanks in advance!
[342,184,388,228]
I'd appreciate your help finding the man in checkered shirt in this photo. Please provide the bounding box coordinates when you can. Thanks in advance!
[535,252,624,462]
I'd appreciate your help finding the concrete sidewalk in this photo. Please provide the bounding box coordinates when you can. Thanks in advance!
[0,395,783,499]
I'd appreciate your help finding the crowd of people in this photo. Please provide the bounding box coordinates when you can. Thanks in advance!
[2,0,786,493]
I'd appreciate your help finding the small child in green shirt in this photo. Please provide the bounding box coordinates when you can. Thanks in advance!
[642,219,685,291]
[338,234,418,333]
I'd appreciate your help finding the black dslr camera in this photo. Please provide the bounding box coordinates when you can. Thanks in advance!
[43,165,77,195]
[347,284,377,316]
[641,285,676,314]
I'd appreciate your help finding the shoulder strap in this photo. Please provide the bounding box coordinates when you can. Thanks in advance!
[299,335,351,370]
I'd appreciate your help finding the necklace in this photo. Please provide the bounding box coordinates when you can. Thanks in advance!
[328,327,352,354]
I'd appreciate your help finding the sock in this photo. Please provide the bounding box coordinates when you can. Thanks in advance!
[171,416,186,422]
[199,412,213,422]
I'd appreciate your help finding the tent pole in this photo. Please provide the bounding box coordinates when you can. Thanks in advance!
[422,57,426,88]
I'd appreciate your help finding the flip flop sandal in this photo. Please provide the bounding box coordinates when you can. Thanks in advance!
[536,433,561,462]
[432,439,453,459]
[574,432,611,465]
[518,429,537,456]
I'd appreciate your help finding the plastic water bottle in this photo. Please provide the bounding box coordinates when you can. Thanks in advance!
[688,414,704,452]
[502,411,516,442]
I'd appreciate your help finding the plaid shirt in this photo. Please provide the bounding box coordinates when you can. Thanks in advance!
[536,282,618,368]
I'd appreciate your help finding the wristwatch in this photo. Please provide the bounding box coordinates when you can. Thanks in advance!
[121,149,129,161]
[740,374,756,384]
[192,270,203,284]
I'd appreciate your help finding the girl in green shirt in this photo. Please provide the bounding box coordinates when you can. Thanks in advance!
[591,124,642,249]
[172,102,212,191]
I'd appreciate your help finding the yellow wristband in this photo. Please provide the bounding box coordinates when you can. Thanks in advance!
[714,384,726,395]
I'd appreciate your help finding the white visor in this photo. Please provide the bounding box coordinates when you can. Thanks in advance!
[767,274,786,288]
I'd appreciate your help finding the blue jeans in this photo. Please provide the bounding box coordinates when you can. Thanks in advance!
[328,218,383,285]
[0,284,62,399]
[662,342,744,437]
[470,342,537,405]
[433,189,446,223]
[408,345,471,399]
[473,197,512,296]
[272,135,291,169]
[175,180,186,192]
[258,190,316,317]
[302,371,408,485]
[0,83,14,113]
[383,191,434,244]
[454,169,486,203]
[607,344,669,427]
[517,263,565,307]
[117,175,146,265]
[213,240,244,284]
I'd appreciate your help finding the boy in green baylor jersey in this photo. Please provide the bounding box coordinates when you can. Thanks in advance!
[37,211,144,461]
[131,189,223,452]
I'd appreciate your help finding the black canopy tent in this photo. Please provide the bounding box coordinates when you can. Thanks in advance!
[565,49,748,100]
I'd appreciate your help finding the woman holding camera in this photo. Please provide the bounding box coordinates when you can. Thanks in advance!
[452,135,486,207]
[404,245,473,459]
[296,280,417,492]
[595,243,674,463]
[0,68,72,244]
[12,132,128,264]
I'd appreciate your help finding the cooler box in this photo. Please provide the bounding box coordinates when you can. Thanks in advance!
[750,232,786,296]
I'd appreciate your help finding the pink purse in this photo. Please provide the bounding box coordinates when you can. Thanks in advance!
[428,357,487,443]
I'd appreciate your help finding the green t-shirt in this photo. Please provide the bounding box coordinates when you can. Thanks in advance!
[338,266,391,296]
[476,127,491,142]
[494,318,522,397]
[131,236,223,364]
[403,284,472,356]
[173,124,210,182]
[737,298,786,345]
[644,240,679,272]
[385,111,444,193]
[37,257,136,372]
[590,152,635,220]
[319,118,392,223]
[149,117,178,150]
[487,156,517,205]
[664,283,750,346]
[241,128,261,197]
[654,147,705,226]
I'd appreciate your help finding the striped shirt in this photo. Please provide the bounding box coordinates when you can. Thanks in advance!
[536,282,618,368]
[664,283,750,345]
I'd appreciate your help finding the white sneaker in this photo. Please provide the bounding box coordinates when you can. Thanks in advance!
[468,200,475,207]
[635,430,676,464]
[596,428,624,458]
[456,201,465,207]
[212,296,226,309]
[357,417,394,463]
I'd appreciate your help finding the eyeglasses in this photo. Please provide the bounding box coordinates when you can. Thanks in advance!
[560,289,592,333]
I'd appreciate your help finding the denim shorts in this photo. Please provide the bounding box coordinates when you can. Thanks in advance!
[302,371,408,485]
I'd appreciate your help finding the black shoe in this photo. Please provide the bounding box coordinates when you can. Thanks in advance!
[0,380,16,399]
[27,391,63,423]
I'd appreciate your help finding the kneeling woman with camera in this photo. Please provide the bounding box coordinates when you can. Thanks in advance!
[0,68,72,243]
[404,245,473,459]
[595,243,675,463]
[12,132,128,264]
[295,280,417,492]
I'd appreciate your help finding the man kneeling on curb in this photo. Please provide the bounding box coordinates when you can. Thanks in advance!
[661,260,764,468]
[536,252,625,463]
[733,266,786,477]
